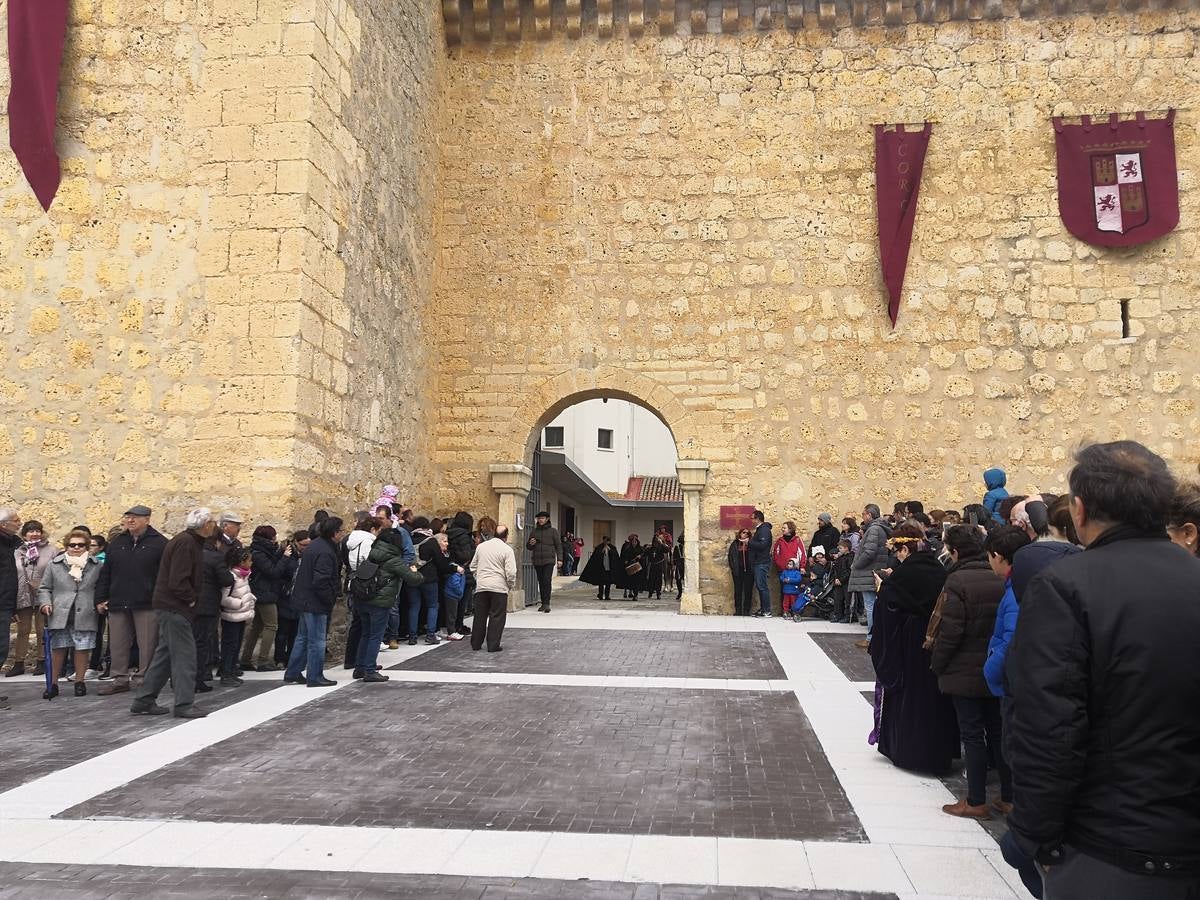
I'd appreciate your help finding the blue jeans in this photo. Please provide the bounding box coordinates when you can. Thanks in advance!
[385,595,401,643]
[752,563,771,614]
[354,603,390,674]
[284,612,328,684]
[862,591,878,639]
[407,581,439,636]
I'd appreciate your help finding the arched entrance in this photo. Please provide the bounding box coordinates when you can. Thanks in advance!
[487,374,708,614]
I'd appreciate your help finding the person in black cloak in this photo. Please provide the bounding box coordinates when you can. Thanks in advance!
[579,536,620,601]
[868,522,960,774]
[618,534,646,600]
[644,536,669,600]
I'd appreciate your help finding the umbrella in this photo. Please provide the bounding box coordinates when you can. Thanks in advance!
[43,613,55,701]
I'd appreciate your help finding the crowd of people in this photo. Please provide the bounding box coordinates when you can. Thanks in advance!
[577,526,685,602]
[727,442,1198,900]
[0,493,519,714]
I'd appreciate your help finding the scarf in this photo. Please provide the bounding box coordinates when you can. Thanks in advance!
[233,565,251,579]
[65,552,88,582]
[23,540,40,566]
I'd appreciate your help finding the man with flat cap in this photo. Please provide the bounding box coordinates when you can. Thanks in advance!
[96,505,168,695]
[526,510,560,613]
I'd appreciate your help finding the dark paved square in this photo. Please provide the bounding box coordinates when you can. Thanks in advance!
[392,629,786,680]
[0,862,897,900]
[62,683,865,842]
[0,681,280,793]
[809,634,875,683]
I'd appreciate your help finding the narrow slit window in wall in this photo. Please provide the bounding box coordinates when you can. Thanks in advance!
[1120,299,1131,339]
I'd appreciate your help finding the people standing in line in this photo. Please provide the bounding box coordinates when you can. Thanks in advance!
[340,517,380,668]
[772,521,806,579]
[928,525,1010,819]
[131,508,214,719]
[579,536,620,601]
[526,511,560,613]
[810,513,840,559]
[283,516,344,688]
[36,530,103,699]
[644,535,669,600]
[1010,500,1081,604]
[779,559,804,619]
[867,523,959,774]
[88,533,110,678]
[727,528,754,616]
[671,536,684,601]
[0,510,24,683]
[274,530,308,665]
[829,538,854,623]
[981,527,1033,699]
[217,512,243,552]
[6,520,51,677]
[243,525,288,673]
[470,521,516,653]
[445,512,476,638]
[1005,442,1200,900]
[192,532,234,694]
[408,516,460,645]
[1167,480,1200,557]
[748,510,773,617]
[95,506,167,696]
[360,525,418,679]
[218,547,255,687]
[850,504,893,648]
[382,515,416,649]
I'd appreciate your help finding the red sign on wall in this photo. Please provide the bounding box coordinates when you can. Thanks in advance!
[719,505,757,531]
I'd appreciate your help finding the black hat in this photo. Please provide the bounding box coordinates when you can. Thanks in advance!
[124,505,152,517]
[535,511,549,519]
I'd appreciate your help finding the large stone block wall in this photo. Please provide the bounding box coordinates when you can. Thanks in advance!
[432,12,1200,609]
[0,0,440,534]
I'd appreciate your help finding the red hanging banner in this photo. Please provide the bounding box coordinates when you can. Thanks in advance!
[1052,110,1179,248]
[874,123,932,328]
[7,0,70,211]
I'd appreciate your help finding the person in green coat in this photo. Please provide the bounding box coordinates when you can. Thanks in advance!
[356,529,416,681]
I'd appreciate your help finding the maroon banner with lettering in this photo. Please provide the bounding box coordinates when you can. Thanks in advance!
[875,123,932,327]
[7,0,70,211]
[1053,110,1179,248]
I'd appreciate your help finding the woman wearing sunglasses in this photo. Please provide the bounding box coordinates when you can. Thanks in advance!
[36,529,103,699]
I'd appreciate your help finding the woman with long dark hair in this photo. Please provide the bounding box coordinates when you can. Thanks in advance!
[727,528,753,616]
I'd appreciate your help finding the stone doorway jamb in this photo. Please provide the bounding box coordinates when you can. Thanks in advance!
[489,463,533,612]
[676,459,709,615]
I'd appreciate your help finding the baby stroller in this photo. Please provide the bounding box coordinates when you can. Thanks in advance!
[792,576,836,621]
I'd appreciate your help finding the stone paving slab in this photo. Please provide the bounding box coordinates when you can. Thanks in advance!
[808,635,875,684]
[0,681,280,793]
[392,629,785,680]
[0,862,897,899]
[62,683,865,842]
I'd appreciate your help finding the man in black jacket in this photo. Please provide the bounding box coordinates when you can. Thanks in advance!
[526,511,560,613]
[0,508,23,695]
[96,505,168,695]
[1006,441,1200,899]
[809,513,840,559]
[747,510,773,617]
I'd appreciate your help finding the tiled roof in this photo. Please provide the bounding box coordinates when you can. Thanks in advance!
[625,476,682,503]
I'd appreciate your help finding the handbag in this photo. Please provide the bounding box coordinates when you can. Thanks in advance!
[923,589,948,651]
[624,561,643,576]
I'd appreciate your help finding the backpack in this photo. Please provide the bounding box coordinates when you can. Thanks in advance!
[349,559,383,604]
[444,570,466,601]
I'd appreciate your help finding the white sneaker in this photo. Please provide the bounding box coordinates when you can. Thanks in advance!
[763,611,773,618]
[446,632,464,642]
[86,669,100,679]
[379,643,391,651]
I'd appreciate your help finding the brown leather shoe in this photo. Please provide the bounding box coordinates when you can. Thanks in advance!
[855,639,870,650]
[992,799,1014,816]
[97,681,130,696]
[942,798,991,819]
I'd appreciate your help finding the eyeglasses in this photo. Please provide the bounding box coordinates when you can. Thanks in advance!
[67,543,88,549]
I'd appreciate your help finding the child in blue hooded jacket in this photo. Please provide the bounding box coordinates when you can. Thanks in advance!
[982,468,1009,524]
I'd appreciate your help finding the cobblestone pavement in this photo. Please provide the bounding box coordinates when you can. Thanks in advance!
[808,634,875,684]
[62,682,864,842]
[0,681,279,793]
[393,629,786,679]
[0,862,897,900]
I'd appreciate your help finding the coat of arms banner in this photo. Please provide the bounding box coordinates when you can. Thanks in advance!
[875,122,932,328]
[1052,110,1179,248]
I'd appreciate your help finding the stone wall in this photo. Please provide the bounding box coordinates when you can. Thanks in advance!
[0,0,442,534]
[432,12,1200,609]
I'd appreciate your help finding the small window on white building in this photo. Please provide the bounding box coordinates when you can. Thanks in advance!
[544,426,564,448]
[597,428,614,450]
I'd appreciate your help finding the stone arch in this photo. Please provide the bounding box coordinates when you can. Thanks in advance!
[511,366,700,463]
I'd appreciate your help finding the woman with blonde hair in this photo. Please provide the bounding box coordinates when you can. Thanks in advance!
[37,529,103,699]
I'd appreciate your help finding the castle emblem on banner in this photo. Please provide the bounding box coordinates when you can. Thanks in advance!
[1052,110,1179,248]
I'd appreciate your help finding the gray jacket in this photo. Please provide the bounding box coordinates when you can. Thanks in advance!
[848,518,893,593]
[37,553,102,632]
[526,524,561,567]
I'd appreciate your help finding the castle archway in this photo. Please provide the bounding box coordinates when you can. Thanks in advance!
[487,368,708,613]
